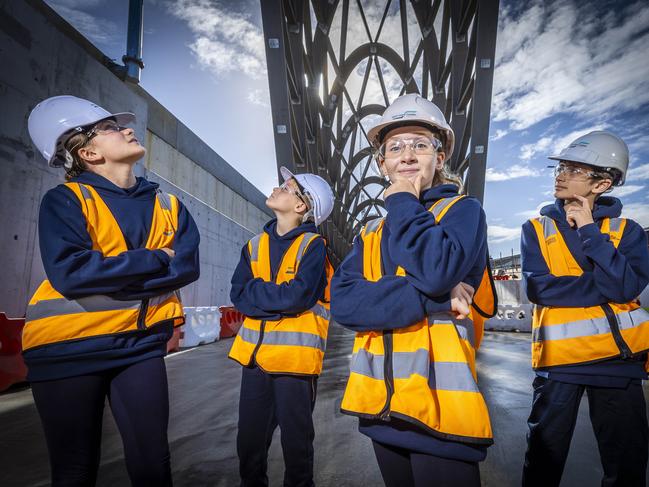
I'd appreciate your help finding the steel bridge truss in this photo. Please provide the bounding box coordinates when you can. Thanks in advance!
[261,0,499,263]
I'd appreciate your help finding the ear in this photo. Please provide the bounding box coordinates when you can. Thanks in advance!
[592,178,613,195]
[435,151,446,169]
[377,156,388,177]
[77,144,103,164]
[294,199,308,215]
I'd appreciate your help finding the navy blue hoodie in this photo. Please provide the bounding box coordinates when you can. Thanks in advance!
[331,184,489,462]
[521,197,649,386]
[24,172,200,381]
[229,219,328,321]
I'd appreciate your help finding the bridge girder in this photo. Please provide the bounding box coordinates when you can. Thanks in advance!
[260,0,499,264]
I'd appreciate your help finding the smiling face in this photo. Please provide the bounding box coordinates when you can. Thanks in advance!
[377,125,445,192]
[76,119,145,166]
[553,160,612,200]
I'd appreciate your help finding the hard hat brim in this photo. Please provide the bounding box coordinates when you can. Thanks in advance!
[49,112,137,167]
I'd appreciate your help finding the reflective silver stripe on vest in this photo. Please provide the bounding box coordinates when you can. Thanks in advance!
[427,314,475,348]
[350,349,479,392]
[26,291,177,322]
[364,218,384,235]
[430,196,462,221]
[533,308,649,342]
[78,184,93,200]
[249,234,263,261]
[238,326,326,351]
[296,232,318,267]
[26,295,141,321]
[609,218,622,233]
[156,190,172,211]
[539,216,557,238]
[350,348,385,379]
[310,303,330,321]
[149,292,176,307]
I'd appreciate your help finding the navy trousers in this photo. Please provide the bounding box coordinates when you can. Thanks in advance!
[31,357,172,487]
[372,440,481,487]
[522,376,648,487]
[237,365,317,487]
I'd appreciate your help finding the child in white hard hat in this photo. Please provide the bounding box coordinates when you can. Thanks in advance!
[24,95,200,486]
[521,130,649,487]
[331,93,496,486]
[228,166,334,486]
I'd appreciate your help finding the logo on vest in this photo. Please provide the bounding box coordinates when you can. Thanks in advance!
[285,267,295,275]
[163,229,174,236]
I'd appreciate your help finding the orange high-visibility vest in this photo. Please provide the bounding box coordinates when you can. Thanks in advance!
[530,216,649,369]
[228,231,333,376]
[23,183,184,351]
[340,196,495,445]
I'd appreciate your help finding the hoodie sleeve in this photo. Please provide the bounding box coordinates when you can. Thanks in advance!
[330,235,451,331]
[37,186,172,299]
[384,193,487,296]
[230,238,327,319]
[110,200,201,300]
[521,220,611,307]
[576,220,649,303]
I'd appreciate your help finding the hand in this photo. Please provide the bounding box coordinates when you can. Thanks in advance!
[383,173,422,200]
[565,195,594,228]
[160,247,175,259]
[450,282,475,320]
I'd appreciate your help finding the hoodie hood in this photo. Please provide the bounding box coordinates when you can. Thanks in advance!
[420,183,461,208]
[72,171,159,200]
[263,218,319,241]
[540,196,622,222]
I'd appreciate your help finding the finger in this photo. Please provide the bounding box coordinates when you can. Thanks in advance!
[574,194,588,207]
[460,282,475,296]
[413,173,423,194]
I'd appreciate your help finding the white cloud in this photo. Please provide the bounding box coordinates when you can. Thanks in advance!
[46,1,120,47]
[516,200,554,219]
[169,0,266,79]
[520,136,553,161]
[490,129,509,141]
[610,185,645,198]
[486,164,540,182]
[627,163,649,182]
[623,202,649,228]
[488,225,522,244]
[493,1,649,131]
[247,88,270,107]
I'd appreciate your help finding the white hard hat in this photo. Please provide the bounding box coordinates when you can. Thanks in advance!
[28,95,135,167]
[367,93,455,157]
[548,130,629,186]
[280,167,334,226]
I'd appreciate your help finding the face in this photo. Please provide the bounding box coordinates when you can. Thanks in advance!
[377,126,445,191]
[553,161,612,200]
[266,177,308,215]
[77,119,145,165]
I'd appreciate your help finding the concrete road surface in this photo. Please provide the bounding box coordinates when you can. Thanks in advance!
[1,327,647,486]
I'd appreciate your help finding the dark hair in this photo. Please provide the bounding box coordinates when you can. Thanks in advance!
[62,132,90,181]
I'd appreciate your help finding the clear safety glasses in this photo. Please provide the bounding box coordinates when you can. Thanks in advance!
[378,137,442,159]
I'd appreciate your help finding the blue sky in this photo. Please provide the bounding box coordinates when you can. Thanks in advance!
[45,0,649,258]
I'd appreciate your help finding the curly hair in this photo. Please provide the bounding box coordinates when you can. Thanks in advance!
[62,132,89,181]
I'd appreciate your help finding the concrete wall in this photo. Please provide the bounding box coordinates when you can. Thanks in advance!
[0,0,272,317]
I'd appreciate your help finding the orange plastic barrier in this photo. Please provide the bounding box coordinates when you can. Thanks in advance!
[218,306,244,339]
[0,313,28,391]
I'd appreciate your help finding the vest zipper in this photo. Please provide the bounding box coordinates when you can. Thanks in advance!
[137,299,149,330]
[251,320,266,366]
[601,303,632,358]
[377,330,394,421]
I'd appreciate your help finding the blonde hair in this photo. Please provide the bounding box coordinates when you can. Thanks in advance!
[432,163,464,192]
